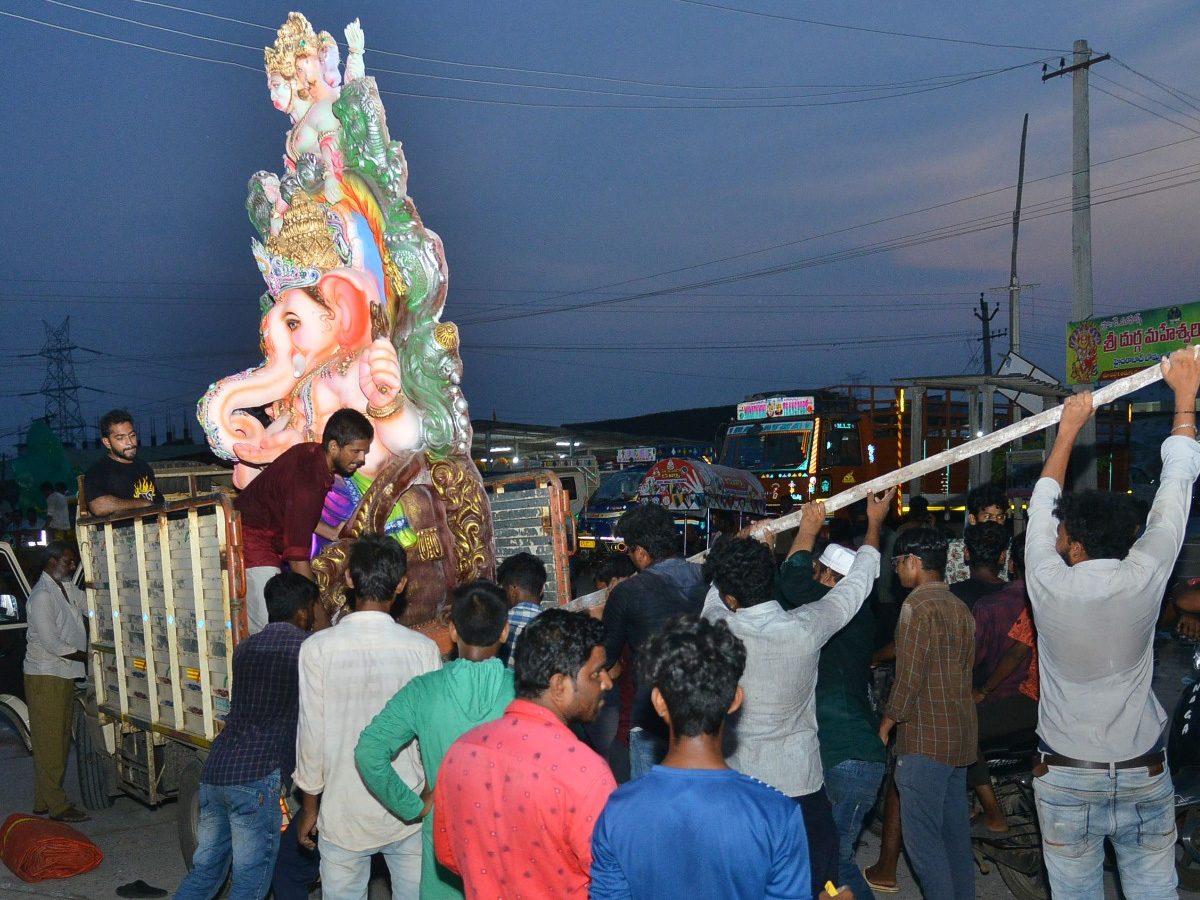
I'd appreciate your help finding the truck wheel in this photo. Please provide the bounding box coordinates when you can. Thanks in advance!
[996,860,1051,900]
[178,755,203,868]
[0,695,31,753]
[73,703,114,810]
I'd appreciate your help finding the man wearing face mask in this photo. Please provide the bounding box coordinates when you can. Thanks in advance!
[235,409,374,634]
[24,542,89,823]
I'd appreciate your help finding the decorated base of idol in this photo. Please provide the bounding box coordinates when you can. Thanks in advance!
[197,12,494,628]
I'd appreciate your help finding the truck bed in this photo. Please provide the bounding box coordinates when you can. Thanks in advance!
[78,496,245,748]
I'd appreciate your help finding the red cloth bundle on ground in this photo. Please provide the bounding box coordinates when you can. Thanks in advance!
[0,813,103,882]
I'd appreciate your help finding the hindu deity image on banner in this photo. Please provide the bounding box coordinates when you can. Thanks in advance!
[1067,301,1200,385]
[197,11,494,624]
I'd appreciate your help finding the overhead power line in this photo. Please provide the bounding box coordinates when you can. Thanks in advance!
[0,8,260,71]
[1092,80,1200,137]
[1111,58,1200,113]
[454,131,1200,322]
[12,2,1051,108]
[116,0,1061,91]
[667,0,1072,53]
[8,1,1199,336]
[467,330,974,353]
[1094,72,1200,129]
[457,162,1200,327]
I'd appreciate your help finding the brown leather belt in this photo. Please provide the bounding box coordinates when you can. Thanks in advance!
[1032,749,1165,777]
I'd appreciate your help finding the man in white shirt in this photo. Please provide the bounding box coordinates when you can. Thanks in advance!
[23,541,89,822]
[1026,346,1200,900]
[702,488,892,899]
[40,482,71,538]
[293,535,441,900]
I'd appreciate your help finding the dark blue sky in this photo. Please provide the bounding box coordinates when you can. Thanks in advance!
[3,0,1199,455]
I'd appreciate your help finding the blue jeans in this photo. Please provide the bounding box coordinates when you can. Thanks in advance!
[318,830,421,900]
[1033,764,1177,900]
[893,755,973,900]
[174,770,282,900]
[825,758,886,900]
[628,728,668,780]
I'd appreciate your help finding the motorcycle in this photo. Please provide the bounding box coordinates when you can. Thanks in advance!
[1168,641,1200,891]
[975,660,1200,899]
[970,728,1049,900]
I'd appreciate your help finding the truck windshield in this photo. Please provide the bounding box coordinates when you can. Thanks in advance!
[591,466,649,504]
[722,423,813,471]
[823,422,862,467]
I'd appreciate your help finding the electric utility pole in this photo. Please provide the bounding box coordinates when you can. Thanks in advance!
[1043,39,1110,490]
[1010,114,1029,355]
[974,295,1002,376]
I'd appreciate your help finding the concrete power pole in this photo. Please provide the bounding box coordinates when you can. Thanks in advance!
[974,294,1001,375]
[1070,40,1095,323]
[1043,39,1110,490]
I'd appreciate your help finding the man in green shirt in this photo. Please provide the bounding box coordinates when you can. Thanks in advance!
[355,580,515,900]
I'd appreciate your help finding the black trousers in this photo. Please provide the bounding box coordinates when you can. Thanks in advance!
[272,814,321,900]
[792,785,839,899]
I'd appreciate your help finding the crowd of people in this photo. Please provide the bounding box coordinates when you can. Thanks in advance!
[21,345,1200,899]
[0,481,74,547]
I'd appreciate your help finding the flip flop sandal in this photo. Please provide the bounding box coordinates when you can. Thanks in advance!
[864,874,900,894]
[116,880,169,898]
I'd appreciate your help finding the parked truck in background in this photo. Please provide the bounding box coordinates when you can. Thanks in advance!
[718,389,912,514]
[575,456,765,559]
[719,386,1136,516]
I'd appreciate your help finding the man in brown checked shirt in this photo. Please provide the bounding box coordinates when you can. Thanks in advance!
[878,526,977,900]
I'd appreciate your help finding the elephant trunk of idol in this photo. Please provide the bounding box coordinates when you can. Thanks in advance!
[199,357,301,459]
[197,302,311,484]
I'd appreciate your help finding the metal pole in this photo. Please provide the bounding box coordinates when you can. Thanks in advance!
[907,387,925,500]
[1010,113,1029,355]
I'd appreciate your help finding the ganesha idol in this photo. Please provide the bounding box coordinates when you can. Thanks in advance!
[198,11,493,628]
[202,193,419,483]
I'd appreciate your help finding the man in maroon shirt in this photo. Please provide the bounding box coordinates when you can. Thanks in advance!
[433,609,616,899]
[235,409,373,634]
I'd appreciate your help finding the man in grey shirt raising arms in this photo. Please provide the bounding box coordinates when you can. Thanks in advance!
[703,487,893,900]
[1026,346,1200,900]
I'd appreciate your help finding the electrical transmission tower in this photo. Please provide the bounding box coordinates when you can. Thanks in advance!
[39,317,88,447]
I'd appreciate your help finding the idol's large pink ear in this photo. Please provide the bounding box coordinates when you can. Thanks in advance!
[319,268,375,350]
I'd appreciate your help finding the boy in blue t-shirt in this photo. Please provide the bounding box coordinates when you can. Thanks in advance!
[589,615,849,900]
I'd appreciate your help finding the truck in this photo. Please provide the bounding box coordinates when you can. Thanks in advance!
[482,454,600,520]
[71,465,575,864]
[718,386,1136,516]
[0,539,90,759]
[0,540,38,754]
[721,389,910,512]
[576,458,766,558]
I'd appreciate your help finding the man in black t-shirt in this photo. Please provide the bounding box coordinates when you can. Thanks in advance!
[84,410,161,516]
